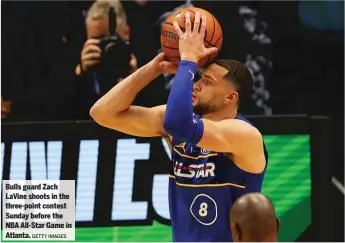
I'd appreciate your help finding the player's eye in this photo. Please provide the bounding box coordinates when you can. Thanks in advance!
[203,79,212,85]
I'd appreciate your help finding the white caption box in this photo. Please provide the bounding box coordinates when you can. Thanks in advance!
[2,180,75,241]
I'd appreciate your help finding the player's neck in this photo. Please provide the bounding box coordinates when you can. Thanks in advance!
[202,106,238,121]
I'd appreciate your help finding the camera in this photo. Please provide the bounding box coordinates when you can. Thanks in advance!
[95,7,132,78]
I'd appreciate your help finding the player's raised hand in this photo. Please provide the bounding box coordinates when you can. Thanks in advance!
[173,11,218,63]
[151,52,177,74]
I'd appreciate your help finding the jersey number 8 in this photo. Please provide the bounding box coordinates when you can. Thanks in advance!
[199,202,208,217]
[190,193,218,226]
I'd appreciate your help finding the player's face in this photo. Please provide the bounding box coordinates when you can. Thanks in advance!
[192,64,238,115]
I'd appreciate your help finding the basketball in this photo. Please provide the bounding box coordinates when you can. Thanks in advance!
[160,7,223,67]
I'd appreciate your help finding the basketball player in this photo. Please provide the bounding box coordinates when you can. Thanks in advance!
[90,12,267,242]
[230,193,279,242]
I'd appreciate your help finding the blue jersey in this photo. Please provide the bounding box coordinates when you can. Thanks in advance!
[168,114,268,242]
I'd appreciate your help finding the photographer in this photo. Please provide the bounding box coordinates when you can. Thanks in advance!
[74,0,137,119]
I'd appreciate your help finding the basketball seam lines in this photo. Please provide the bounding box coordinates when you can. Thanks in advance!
[214,35,223,46]
[161,45,179,50]
[185,8,196,14]
[210,15,216,47]
[205,15,217,64]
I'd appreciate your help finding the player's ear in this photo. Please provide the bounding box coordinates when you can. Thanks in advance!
[224,91,238,104]
[276,218,280,232]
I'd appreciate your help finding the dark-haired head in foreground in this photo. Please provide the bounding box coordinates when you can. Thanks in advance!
[230,193,279,242]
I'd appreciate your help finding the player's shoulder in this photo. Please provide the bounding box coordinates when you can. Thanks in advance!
[220,115,262,138]
[233,114,255,127]
[220,116,264,156]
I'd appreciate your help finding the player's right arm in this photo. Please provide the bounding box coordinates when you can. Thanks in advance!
[90,53,174,137]
[94,105,167,137]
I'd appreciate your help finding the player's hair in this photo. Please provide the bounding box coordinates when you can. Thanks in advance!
[87,0,127,29]
[215,60,253,105]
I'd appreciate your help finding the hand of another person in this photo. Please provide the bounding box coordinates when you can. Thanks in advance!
[1,98,12,119]
[150,52,177,75]
[80,39,102,73]
[173,12,218,63]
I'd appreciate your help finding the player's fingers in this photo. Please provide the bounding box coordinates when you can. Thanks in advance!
[166,64,178,74]
[173,21,184,37]
[199,15,207,39]
[204,47,218,57]
[160,61,177,74]
[193,12,201,34]
[155,52,166,62]
[185,12,192,33]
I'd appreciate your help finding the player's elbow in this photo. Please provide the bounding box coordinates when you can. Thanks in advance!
[90,102,126,129]
[89,103,107,125]
[89,104,99,119]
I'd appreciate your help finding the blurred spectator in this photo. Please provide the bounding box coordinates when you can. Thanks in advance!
[72,0,138,119]
[76,0,137,77]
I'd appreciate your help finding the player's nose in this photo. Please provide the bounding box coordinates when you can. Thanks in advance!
[193,81,201,92]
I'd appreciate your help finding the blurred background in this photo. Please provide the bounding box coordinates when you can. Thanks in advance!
[1,0,344,242]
